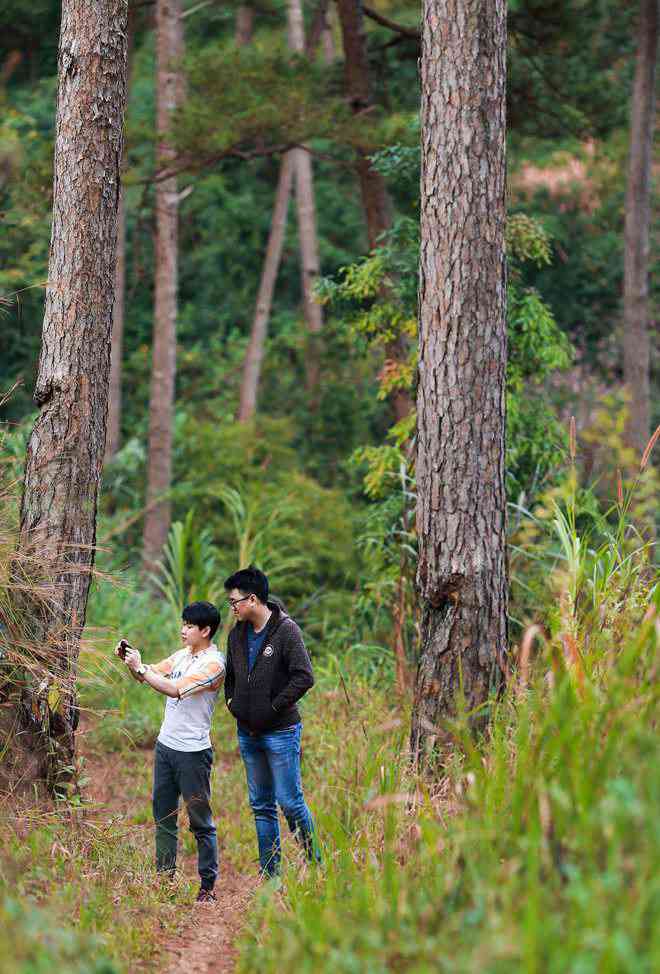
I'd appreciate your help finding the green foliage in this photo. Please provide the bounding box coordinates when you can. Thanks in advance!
[0,797,188,973]
[322,205,572,501]
[508,0,635,139]
[150,509,223,614]
[237,529,659,974]
[176,43,355,165]
[509,451,657,638]
[0,897,118,974]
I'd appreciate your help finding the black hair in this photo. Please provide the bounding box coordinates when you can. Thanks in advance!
[224,566,269,604]
[182,600,221,638]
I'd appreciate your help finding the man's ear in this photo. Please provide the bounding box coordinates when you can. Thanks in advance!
[202,625,211,639]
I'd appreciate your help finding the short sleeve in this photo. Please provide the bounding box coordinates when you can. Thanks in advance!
[174,657,226,698]
[149,652,179,677]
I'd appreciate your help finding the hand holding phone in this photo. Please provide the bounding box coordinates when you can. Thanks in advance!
[115,638,132,660]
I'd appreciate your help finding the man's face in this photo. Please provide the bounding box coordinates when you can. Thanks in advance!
[181,621,210,649]
[228,588,256,623]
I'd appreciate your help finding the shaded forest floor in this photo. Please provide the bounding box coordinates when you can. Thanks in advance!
[79,720,258,974]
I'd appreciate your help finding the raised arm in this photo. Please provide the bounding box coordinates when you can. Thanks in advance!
[116,642,182,699]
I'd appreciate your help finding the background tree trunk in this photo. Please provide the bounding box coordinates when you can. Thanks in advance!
[335,0,411,422]
[237,154,295,422]
[623,0,658,459]
[237,0,333,422]
[287,0,324,393]
[321,5,336,61]
[10,0,128,792]
[235,4,255,46]
[410,0,508,766]
[335,0,391,250]
[142,0,182,576]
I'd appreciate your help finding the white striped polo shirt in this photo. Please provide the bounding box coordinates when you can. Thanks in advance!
[152,644,226,752]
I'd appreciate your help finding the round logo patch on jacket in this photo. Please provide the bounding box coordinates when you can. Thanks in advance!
[263,646,274,657]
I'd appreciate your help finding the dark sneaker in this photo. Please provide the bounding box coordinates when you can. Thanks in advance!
[196,887,217,903]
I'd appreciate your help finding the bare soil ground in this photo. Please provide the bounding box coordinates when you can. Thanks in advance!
[160,864,257,974]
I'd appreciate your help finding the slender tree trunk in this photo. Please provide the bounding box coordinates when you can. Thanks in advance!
[410,0,508,766]
[7,0,128,793]
[335,0,412,422]
[623,0,658,459]
[238,155,295,422]
[105,11,135,465]
[287,0,324,392]
[143,0,182,575]
[335,0,391,249]
[321,6,336,60]
[235,4,255,46]
[237,0,332,422]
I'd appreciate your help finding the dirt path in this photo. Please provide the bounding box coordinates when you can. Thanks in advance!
[160,864,258,974]
[80,724,258,974]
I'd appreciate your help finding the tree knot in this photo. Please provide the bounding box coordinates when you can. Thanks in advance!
[428,573,464,612]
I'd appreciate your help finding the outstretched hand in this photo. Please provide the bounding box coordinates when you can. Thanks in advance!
[114,639,142,671]
[124,647,142,672]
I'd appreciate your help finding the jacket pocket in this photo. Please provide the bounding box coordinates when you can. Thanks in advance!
[227,692,248,723]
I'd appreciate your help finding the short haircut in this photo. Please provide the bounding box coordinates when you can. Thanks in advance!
[182,601,221,638]
[224,566,269,604]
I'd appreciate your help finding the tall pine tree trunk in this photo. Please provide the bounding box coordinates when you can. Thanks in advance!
[104,11,135,465]
[7,0,128,793]
[287,0,324,392]
[143,0,182,575]
[410,0,508,765]
[335,0,411,422]
[105,185,127,463]
[623,0,658,459]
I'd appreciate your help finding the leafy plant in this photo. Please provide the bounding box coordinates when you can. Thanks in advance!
[149,509,222,614]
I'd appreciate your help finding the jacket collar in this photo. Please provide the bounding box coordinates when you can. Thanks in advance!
[233,602,286,665]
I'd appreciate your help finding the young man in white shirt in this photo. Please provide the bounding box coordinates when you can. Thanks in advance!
[116,600,225,902]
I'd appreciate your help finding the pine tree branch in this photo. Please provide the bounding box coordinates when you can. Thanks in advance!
[361,5,419,40]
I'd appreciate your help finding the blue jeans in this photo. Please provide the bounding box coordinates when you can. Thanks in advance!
[237,723,320,876]
[152,742,218,889]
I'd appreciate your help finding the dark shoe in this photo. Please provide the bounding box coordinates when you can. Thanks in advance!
[196,887,217,903]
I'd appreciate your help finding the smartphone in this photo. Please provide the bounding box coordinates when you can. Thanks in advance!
[117,639,132,660]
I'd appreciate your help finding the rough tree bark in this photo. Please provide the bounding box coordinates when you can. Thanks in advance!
[287,0,324,392]
[410,0,508,765]
[104,10,135,464]
[335,0,411,423]
[8,0,128,792]
[142,0,182,575]
[104,189,127,462]
[623,0,658,459]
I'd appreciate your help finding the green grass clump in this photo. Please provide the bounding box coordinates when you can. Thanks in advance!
[237,604,659,974]
[0,803,193,973]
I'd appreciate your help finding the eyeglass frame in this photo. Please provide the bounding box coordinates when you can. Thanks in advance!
[228,595,253,609]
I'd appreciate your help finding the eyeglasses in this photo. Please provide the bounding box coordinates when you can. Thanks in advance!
[228,595,252,608]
